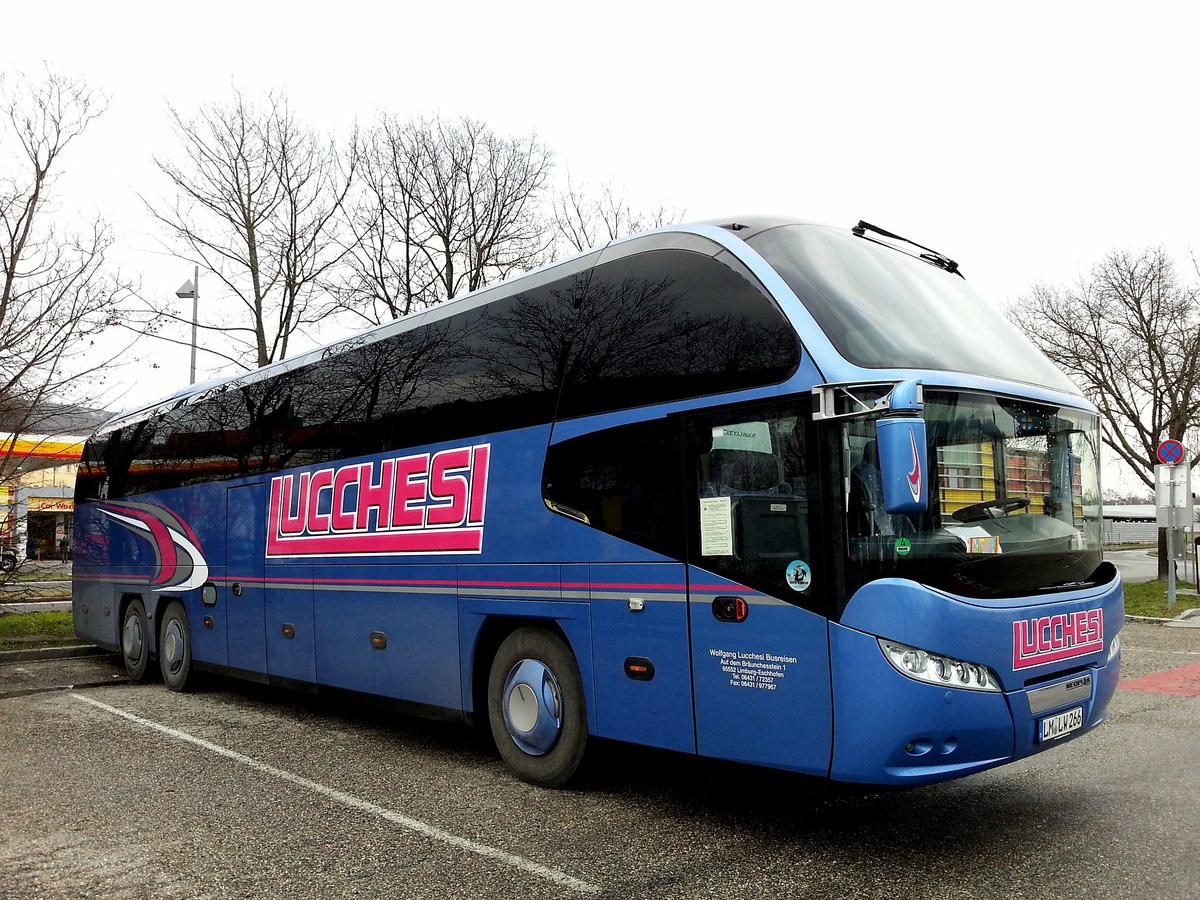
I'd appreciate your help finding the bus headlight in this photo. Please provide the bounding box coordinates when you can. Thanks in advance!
[879,639,1001,692]
[1108,633,1121,662]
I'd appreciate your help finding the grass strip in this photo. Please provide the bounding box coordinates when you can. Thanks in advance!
[0,610,83,652]
[1122,579,1200,618]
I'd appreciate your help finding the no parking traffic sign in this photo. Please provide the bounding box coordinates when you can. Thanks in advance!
[1157,439,1184,465]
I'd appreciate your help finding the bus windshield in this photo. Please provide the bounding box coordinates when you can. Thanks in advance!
[747,224,1078,394]
[843,390,1104,600]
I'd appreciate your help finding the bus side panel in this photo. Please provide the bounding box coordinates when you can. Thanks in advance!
[226,482,267,674]
[188,562,228,670]
[71,503,111,646]
[589,562,694,753]
[265,563,314,684]
[71,577,117,650]
[187,486,227,669]
[313,565,460,708]
[72,490,229,660]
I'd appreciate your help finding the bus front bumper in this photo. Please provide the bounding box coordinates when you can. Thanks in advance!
[827,623,1120,786]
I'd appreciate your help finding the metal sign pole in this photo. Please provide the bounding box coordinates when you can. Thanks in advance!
[1168,526,1176,611]
[1155,455,1191,611]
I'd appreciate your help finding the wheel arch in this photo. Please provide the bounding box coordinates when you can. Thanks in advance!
[459,603,594,733]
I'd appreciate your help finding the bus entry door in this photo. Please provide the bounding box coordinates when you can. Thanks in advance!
[687,567,832,775]
[684,405,832,775]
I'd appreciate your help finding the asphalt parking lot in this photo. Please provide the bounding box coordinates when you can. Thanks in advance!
[1,621,1198,900]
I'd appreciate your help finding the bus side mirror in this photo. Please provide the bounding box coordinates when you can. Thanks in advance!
[876,416,929,515]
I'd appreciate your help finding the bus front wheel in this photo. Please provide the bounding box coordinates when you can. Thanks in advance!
[159,602,194,692]
[120,598,154,683]
[487,627,587,788]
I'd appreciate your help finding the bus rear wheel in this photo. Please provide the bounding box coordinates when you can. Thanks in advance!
[159,601,194,692]
[120,598,154,683]
[487,627,587,788]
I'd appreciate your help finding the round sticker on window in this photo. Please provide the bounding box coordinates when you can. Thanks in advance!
[785,560,812,592]
[895,537,912,557]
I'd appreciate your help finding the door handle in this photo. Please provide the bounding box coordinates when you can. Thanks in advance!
[231,582,243,597]
[712,596,748,622]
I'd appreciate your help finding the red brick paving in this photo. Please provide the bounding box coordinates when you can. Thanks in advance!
[1119,662,1200,696]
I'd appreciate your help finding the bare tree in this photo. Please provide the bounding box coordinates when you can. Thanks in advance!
[147,90,355,369]
[1010,248,1200,574]
[0,69,134,453]
[551,174,680,254]
[0,68,141,580]
[334,115,552,326]
[331,115,442,325]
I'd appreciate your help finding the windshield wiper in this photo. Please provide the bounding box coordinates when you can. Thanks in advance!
[851,220,964,278]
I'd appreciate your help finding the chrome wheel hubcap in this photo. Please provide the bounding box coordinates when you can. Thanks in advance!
[162,620,185,675]
[502,658,562,756]
[122,615,144,664]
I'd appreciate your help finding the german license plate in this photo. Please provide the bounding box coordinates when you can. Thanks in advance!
[1039,706,1084,742]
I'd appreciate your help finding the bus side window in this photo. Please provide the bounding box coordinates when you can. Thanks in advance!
[542,418,684,559]
[687,408,814,599]
[557,248,800,420]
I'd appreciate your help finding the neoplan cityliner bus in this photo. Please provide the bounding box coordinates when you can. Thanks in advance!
[73,217,1122,787]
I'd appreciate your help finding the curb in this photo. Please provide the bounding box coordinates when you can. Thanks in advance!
[1124,613,1200,627]
[0,645,107,663]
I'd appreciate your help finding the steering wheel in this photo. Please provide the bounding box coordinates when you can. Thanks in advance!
[951,497,1030,523]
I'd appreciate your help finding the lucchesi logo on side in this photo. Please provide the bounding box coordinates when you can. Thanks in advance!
[267,444,491,558]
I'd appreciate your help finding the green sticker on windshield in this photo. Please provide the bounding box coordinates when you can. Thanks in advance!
[895,537,912,557]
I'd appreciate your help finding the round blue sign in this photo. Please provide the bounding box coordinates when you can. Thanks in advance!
[785,560,812,592]
[1158,439,1184,465]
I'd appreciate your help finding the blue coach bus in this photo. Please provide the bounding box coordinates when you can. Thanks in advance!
[73,218,1122,787]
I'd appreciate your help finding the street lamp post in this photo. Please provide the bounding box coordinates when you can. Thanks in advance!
[175,266,199,385]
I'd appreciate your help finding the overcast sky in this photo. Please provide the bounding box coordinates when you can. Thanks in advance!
[8,1,1197,490]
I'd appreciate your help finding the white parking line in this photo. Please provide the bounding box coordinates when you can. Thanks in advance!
[72,694,600,896]
[1122,647,1200,656]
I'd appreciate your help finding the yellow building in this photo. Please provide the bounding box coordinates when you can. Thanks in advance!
[937,441,1076,518]
[1,408,109,561]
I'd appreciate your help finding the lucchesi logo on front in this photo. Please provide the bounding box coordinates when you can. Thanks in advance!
[1012,608,1103,670]
[267,444,490,558]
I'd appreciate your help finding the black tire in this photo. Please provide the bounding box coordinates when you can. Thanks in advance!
[0,553,15,574]
[158,601,195,692]
[487,627,587,788]
[120,598,154,683]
